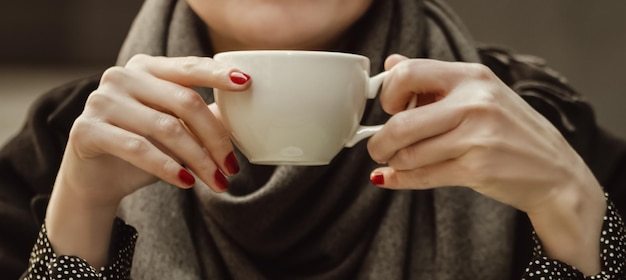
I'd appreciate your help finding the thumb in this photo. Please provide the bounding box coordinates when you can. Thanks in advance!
[384,54,410,70]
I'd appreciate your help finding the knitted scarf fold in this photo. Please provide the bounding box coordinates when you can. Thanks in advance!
[117,0,517,279]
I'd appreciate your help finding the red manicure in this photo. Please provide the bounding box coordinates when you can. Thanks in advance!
[230,71,250,85]
[214,170,229,191]
[224,152,240,175]
[178,168,195,186]
[370,172,385,186]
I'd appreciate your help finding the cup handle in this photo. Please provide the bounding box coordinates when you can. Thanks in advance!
[345,71,389,148]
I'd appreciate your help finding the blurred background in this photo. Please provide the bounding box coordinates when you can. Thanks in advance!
[1,1,625,145]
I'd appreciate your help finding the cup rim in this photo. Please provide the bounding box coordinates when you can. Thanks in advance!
[214,50,368,61]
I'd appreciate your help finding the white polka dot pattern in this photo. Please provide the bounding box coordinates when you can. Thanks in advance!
[522,194,625,279]
[20,196,624,279]
[22,218,137,280]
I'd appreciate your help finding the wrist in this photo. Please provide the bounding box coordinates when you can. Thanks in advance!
[54,163,125,208]
[527,176,606,276]
[45,178,120,268]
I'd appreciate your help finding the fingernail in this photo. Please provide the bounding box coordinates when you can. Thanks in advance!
[224,152,240,175]
[230,71,250,85]
[214,170,229,191]
[370,172,385,186]
[178,168,195,186]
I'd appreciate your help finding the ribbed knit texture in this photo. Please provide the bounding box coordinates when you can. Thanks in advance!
[116,0,517,279]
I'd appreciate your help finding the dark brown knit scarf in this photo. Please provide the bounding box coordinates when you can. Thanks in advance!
[116,0,517,279]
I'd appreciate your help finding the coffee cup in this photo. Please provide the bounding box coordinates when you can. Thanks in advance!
[214,50,387,165]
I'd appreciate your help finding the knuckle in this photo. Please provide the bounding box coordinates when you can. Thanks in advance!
[155,114,184,137]
[100,66,128,85]
[392,146,418,169]
[84,90,113,112]
[460,91,501,119]
[206,133,233,153]
[68,117,94,141]
[461,146,497,185]
[463,63,495,81]
[368,112,413,163]
[394,59,418,79]
[123,136,150,155]
[410,167,431,187]
[125,53,151,68]
[177,56,203,74]
[158,157,178,177]
[174,88,205,109]
[367,141,383,163]
[466,160,492,186]
[418,171,431,187]
[465,125,500,154]
[367,139,382,162]
[381,61,417,113]
[386,111,413,139]
[195,153,216,173]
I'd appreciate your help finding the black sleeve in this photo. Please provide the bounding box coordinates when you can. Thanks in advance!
[0,73,101,279]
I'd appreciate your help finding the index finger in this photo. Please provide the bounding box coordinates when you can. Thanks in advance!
[125,54,252,90]
[380,59,495,114]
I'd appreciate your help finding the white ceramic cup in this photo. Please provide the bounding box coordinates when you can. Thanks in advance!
[214,50,387,165]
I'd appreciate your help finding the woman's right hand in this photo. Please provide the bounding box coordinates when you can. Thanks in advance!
[45,54,250,267]
[60,54,250,204]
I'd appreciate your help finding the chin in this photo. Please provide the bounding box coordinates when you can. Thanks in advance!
[192,0,372,52]
[210,23,340,52]
[239,33,336,51]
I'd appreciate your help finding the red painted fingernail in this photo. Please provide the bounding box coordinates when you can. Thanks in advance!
[224,152,240,175]
[178,168,195,186]
[370,172,385,186]
[214,170,229,191]
[230,71,250,85]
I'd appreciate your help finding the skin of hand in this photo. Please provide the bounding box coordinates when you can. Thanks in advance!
[367,54,607,275]
[43,0,376,270]
[45,55,250,268]
[36,0,611,275]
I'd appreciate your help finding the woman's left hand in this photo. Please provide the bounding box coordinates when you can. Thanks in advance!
[367,54,606,275]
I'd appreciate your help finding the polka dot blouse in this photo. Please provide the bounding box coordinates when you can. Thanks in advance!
[23,218,137,280]
[522,196,625,279]
[22,196,625,279]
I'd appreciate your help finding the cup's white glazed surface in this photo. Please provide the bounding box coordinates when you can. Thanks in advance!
[214,50,385,165]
